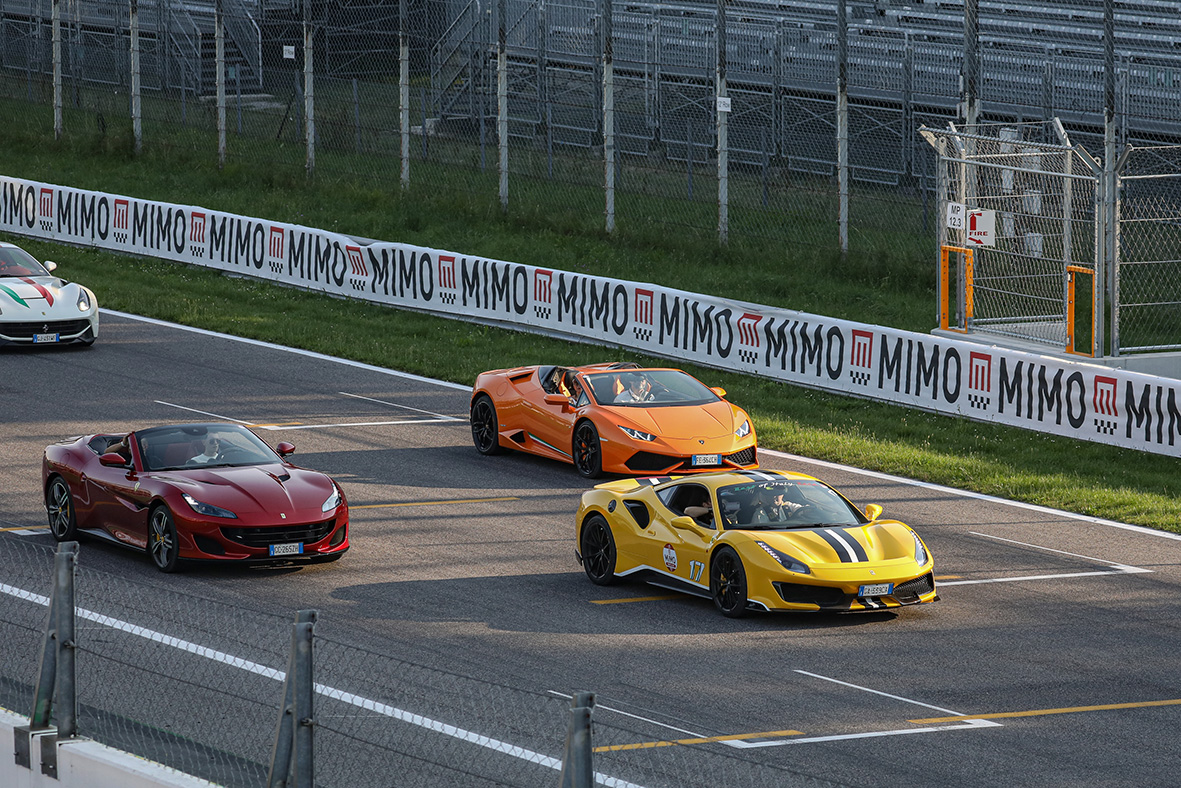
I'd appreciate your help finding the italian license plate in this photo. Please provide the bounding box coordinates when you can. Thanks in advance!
[859,582,893,597]
[269,542,304,557]
[691,454,720,467]
[33,333,59,343]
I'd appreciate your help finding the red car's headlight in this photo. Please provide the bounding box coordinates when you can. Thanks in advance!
[183,493,237,519]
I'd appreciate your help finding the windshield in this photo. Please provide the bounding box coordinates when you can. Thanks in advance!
[584,369,721,407]
[135,424,282,471]
[716,479,864,530]
[0,247,51,278]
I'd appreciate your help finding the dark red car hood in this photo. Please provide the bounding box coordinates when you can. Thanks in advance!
[151,464,336,517]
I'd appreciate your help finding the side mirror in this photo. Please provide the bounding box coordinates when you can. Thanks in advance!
[670,516,700,531]
[710,386,727,397]
[276,442,296,457]
[43,261,58,273]
[864,503,883,521]
[543,393,571,408]
[99,452,128,467]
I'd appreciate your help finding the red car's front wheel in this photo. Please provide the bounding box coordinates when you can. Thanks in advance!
[149,507,181,573]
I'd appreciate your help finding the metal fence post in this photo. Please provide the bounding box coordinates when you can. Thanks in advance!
[716,0,727,245]
[52,0,61,137]
[304,0,315,176]
[54,541,79,739]
[603,0,615,233]
[836,0,847,257]
[399,0,409,188]
[216,0,226,168]
[268,609,317,788]
[131,0,141,154]
[558,691,594,788]
[497,0,508,211]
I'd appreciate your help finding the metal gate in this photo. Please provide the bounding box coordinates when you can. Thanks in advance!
[921,121,1102,355]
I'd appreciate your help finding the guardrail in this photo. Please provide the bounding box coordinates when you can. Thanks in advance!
[1,537,848,787]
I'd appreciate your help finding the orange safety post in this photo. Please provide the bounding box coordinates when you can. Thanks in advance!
[1065,265,1094,357]
[939,246,974,333]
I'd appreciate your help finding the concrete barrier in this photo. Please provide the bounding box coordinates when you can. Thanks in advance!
[2,707,219,788]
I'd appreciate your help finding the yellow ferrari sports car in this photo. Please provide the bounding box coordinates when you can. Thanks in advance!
[575,469,937,617]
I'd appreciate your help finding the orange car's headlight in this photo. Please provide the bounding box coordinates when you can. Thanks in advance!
[734,419,751,439]
[619,426,656,442]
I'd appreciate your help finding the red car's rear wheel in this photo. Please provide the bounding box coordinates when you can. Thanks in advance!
[46,477,78,542]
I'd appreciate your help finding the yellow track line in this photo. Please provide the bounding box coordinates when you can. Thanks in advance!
[591,595,682,605]
[250,422,304,427]
[595,729,804,752]
[911,698,1181,724]
[352,497,519,509]
[1,525,47,532]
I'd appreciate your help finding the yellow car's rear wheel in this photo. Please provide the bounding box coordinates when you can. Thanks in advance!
[710,547,749,618]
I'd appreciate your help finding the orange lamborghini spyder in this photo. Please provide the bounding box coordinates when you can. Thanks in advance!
[470,362,758,478]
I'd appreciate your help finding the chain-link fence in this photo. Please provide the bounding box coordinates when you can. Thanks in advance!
[1,535,853,788]
[4,1,1181,245]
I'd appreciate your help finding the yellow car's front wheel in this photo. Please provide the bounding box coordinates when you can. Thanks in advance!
[581,515,618,585]
[710,547,748,618]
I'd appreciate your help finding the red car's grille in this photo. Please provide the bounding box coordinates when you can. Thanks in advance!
[221,518,337,548]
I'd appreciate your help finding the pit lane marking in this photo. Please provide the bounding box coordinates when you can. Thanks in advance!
[934,532,1152,587]
[910,697,1181,724]
[591,594,681,605]
[1,525,45,534]
[155,400,257,424]
[352,497,519,509]
[593,728,804,752]
[155,399,454,431]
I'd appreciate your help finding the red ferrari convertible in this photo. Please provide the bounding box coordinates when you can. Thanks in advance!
[42,423,349,572]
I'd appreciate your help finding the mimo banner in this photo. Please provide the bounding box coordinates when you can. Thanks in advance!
[3,175,1179,457]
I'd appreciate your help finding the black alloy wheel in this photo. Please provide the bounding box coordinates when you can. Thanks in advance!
[148,507,181,573]
[470,395,505,455]
[46,477,78,541]
[581,515,618,586]
[572,421,603,479]
[710,547,749,618]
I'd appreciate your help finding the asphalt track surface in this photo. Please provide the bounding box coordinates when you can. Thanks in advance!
[4,311,1181,787]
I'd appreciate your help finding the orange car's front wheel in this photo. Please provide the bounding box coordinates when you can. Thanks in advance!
[573,421,603,479]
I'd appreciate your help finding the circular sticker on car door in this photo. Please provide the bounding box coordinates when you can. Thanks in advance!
[663,543,677,572]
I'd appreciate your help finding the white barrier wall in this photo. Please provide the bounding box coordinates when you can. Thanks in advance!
[2,175,1179,457]
[2,708,217,788]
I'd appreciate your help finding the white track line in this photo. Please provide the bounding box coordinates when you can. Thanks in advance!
[0,580,643,788]
[103,309,470,391]
[338,391,463,421]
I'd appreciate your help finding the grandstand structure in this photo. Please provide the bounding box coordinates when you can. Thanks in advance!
[425,0,1181,182]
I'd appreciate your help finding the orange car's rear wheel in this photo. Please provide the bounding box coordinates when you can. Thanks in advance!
[572,421,603,479]
[470,394,505,455]
[581,515,618,586]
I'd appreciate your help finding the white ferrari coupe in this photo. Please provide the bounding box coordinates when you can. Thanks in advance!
[0,241,98,347]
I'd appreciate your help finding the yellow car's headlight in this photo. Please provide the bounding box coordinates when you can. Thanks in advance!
[756,541,810,574]
[913,532,928,565]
